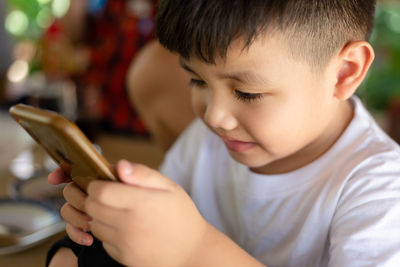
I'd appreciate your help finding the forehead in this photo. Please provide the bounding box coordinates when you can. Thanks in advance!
[225,35,288,66]
[182,33,307,77]
[180,33,326,91]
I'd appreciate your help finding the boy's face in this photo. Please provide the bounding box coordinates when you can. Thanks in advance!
[181,34,352,174]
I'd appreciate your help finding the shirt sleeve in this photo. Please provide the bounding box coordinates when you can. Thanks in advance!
[328,152,400,267]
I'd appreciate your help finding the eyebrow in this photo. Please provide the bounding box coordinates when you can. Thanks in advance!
[179,59,271,86]
[179,60,197,75]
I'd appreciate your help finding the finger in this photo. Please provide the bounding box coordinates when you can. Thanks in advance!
[63,182,87,212]
[85,196,123,228]
[48,168,72,185]
[60,203,92,232]
[90,217,118,245]
[87,180,152,209]
[117,160,176,190]
[65,223,93,246]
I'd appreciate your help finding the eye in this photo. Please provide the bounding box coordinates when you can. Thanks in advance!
[189,78,207,87]
[234,90,264,103]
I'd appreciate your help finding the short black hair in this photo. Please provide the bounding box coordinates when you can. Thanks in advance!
[156,0,376,69]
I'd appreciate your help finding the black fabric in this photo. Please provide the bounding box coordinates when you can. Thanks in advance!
[46,235,124,267]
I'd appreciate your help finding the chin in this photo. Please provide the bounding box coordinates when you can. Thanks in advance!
[229,151,272,169]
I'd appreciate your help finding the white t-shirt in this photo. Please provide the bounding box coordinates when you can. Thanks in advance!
[160,97,400,267]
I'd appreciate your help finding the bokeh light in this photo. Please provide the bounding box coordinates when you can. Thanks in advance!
[36,7,53,28]
[5,10,29,36]
[7,60,29,83]
[52,0,71,18]
[37,0,52,6]
[386,11,400,33]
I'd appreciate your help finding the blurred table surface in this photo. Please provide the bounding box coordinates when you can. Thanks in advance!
[0,111,164,267]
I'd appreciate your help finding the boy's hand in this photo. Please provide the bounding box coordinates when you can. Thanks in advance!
[48,168,94,246]
[85,160,209,267]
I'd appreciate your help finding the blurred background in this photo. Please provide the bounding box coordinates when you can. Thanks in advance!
[358,0,400,143]
[1,0,157,140]
[0,0,399,266]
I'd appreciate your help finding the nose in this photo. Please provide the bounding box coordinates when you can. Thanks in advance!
[203,93,238,131]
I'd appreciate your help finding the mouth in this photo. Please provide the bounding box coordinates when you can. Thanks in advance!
[220,136,257,153]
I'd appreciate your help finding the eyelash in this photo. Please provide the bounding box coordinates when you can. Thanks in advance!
[234,90,264,102]
[189,78,264,103]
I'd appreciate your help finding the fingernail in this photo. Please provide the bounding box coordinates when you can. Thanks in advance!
[120,160,133,176]
[82,235,92,246]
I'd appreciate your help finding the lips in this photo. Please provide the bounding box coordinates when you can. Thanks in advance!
[220,136,257,153]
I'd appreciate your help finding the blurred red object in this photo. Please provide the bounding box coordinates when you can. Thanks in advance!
[40,0,157,136]
[81,0,156,135]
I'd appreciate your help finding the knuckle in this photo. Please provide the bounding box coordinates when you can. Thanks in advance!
[89,219,99,235]
[61,204,87,229]
[93,183,109,203]
[63,183,86,212]
[73,203,83,214]
[85,197,100,218]
[74,197,85,212]
[61,205,78,226]
[84,198,93,214]
[60,203,70,220]
[62,184,69,199]
[62,182,73,200]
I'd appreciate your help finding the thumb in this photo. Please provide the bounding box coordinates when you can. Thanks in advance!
[116,159,175,191]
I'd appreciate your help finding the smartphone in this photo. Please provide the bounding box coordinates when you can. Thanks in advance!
[9,104,118,192]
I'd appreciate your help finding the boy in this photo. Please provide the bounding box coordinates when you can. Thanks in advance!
[47,0,400,266]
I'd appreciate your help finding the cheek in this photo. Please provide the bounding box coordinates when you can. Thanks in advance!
[242,98,318,152]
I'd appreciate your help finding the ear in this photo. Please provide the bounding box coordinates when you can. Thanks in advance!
[334,41,375,100]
